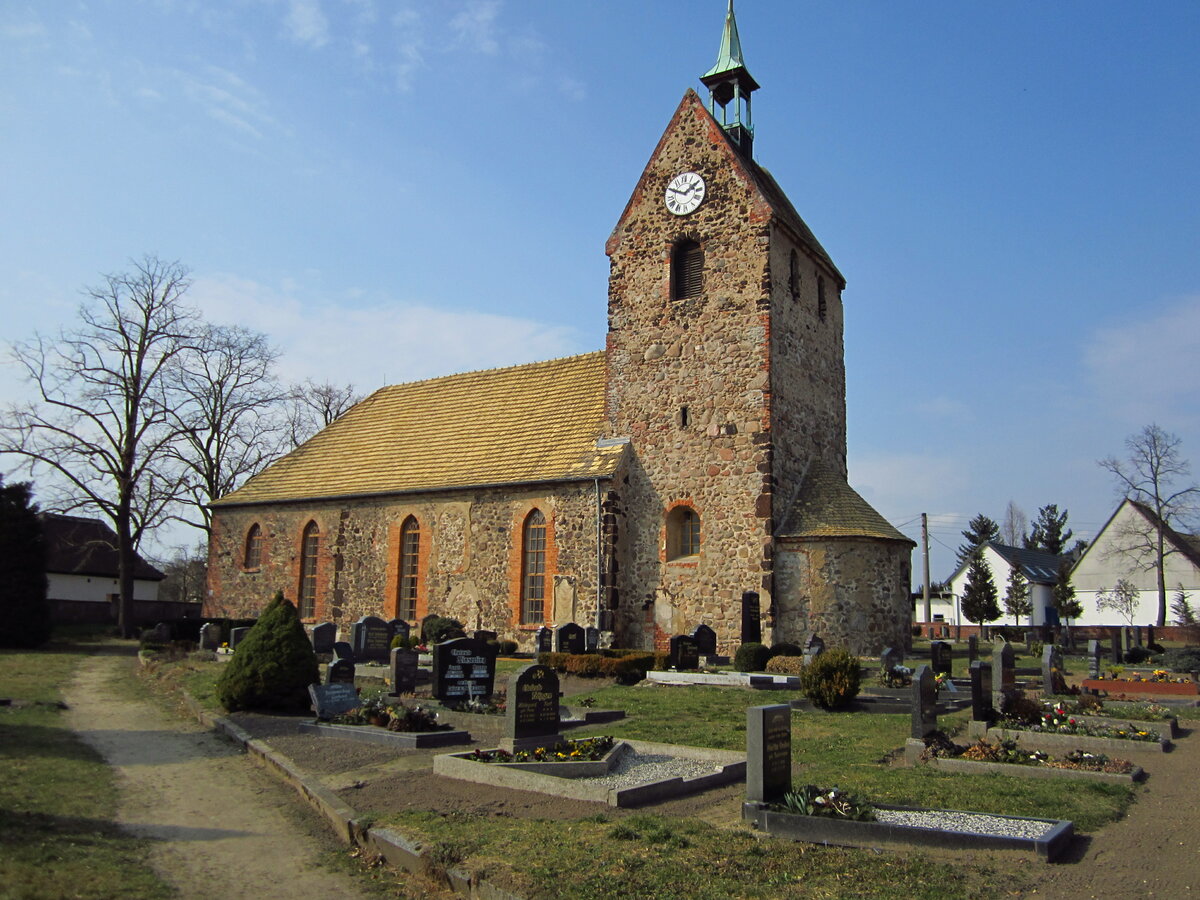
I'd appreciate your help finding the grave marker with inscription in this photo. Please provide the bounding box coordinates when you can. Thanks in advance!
[555,622,585,654]
[432,637,497,702]
[585,626,600,652]
[309,682,361,720]
[352,615,393,663]
[669,635,700,670]
[390,648,419,695]
[332,641,354,662]
[229,626,250,650]
[535,626,553,654]
[199,622,222,650]
[1087,640,1103,678]
[967,635,978,663]
[930,641,952,676]
[310,622,336,654]
[692,624,717,656]
[992,640,1015,711]
[803,633,825,665]
[1042,644,1067,695]
[911,665,938,739]
[741,591,762,644]
[881,646,903,676]
[327,657,356,685]
[969,660,994,723]
[746,704,792,803]
[505,664,562,750]
[389,619,411,645]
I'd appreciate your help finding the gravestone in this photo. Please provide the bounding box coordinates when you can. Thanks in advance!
[309,682,360,721]
[505,664,562,750]
[803,633,825,665]
[967,635,978,663]
[332,641,355,662]
[669,635,700,671]
[352,615,393,663]
[881,647,903,675]
[585,626,600,653]
[390,648,419,695]
[229,626,250,649]
[310,621,336,654]
[432,637,497,702]
[746,704,792,804]
[911,665,938,739]
[1087,640,1103,678]
[1146,625,1156,647]
[146,622,171,643]
[969,660,994,723]
[327,657,356,685]
[930,640,952,676]
[389,619,411,645]
[1042,644,1067,695]
[473,630,498,644]
[535,626,553,654]
[555,622,585,654]
[741,591,762,644]
[1109,626,1123,664]
[199,622,222,650]
[992,641,1015,711]
[692,624,718,656]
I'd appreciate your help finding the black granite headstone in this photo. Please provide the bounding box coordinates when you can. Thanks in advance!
[352,615,392,663]
[432,637,497,702]
[967,635,978,663]
[911,665,938,739]
[930,640,952,676]
[803,633,825,665]
[535,626,553,654]
[391,648,419,695]
[1109,626,1123,664]
[669,635,700,670]
[309,682,360,720]
[992,640,1015,710]
[229,626,250,649]
[746,704,792,803]
[507,664,561,742]
[741,591,761,644]
[327,657,356,685]
[332,641,354,662]
[881,646,903,675]
[555,622,585,654]
[585,626,600,652]
[692,624,717,656]
[473,630,498,644]
[199,622,222,650]
[389,619,411,645]
[969,660,993,723]
[310,621,336,654]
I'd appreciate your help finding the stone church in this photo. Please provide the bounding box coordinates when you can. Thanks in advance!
[205,4,914,655]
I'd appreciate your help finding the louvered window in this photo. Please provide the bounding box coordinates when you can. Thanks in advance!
[521,510,547,625]
[299,521,319,618]
[672,240,704,300]
[398,516,420,621]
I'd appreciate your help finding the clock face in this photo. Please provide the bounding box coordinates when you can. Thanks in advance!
[665,171,705,216]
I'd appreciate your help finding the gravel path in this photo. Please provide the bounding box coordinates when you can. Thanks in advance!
[63,653,376,900]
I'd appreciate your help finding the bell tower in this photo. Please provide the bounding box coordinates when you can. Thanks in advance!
[700,0,759,157]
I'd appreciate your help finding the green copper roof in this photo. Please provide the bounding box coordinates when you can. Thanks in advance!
[704,0,751,80]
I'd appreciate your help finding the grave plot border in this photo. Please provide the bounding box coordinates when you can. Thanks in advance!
[902,739,1144,783]
[440,739,629,779]
[297,721,471,748]
[432,738,745,808]
[1048,711,1180,739]
[742,801,1073,862]
[1081,678,1198,697]
[966,722,1170,753]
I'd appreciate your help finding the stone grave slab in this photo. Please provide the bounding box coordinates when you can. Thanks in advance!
[692,624,717,656]
[309,682,360,720]
[432,637,497,702]
[327,657,356,685]
[504,664,563,751]
[669,635,700,670]
[390,648,419,695]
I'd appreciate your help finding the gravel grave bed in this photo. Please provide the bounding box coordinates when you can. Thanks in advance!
[875,808,1055,840]
[571,750,724,789]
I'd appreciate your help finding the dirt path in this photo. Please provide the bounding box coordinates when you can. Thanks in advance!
[63,652,374,900]
[1028,721,1200,898]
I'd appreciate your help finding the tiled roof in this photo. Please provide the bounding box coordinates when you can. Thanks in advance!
[989,543,1064,584]
[214,352,623,507]
[778,462,914,543]
[40,514,165,580]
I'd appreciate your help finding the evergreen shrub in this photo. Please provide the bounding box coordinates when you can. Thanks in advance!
[1124,645,1152,664]
[733,642,772,672]
[1159,647,1200,672]
[769,642,804,658]
[765,655,805,676]
[800,648,861,709]
[422,616,466,644]
[215,592,319,712]
[497,639,518,655]
[0,478,51,649]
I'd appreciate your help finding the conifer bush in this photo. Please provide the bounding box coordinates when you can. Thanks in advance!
[215,592,319,712]
[800,648,861,709]
[733,642,772,672]
[769,642,804,658]
[0,478,51,649]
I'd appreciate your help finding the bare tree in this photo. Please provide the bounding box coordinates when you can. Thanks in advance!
[155,542,209,606]
[1096,579,1140,627]
[166,324,288,533]
[1099,425,1199,626]
[284,379,363,448]
[1,256,198,636]
[1001,501,1028,547]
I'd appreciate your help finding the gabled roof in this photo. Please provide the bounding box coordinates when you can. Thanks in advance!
[1122,499,1200,569]
[946,541,1064,586]
[40,514,165,581]
[777,462,914,544]
[213,352,624,507]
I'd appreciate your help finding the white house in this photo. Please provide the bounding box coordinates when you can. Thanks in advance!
[42,513,165,624]
[1070,499,1200,626]
[943,542,1064,629]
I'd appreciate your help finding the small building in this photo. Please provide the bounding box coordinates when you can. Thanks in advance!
[944,542,1064,629]
[1070,498,1200,626]
[41,513,174,625]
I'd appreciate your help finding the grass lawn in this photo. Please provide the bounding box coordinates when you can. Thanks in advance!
[0,639,172,900]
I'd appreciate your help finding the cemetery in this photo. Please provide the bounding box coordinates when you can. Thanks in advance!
[121,606,1200,897]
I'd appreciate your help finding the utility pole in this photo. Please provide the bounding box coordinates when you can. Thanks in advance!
[921,513,932,626]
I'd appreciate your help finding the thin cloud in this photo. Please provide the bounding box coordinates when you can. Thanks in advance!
[177,66,279,140]
[450,0,501,55]
[283,0,329,48]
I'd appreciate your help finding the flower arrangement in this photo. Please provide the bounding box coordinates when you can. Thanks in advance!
[878,665,912,688]
[1001,700,1160,742]
[773,785,876,821]
[470,735,615,764]
[924,736,1135,774]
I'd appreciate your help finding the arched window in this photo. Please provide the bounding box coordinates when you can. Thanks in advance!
[667,506,701,560]
[817,275,827,321]
[788,250,800,301]
[397,516,420,621]
[520,509,547,625]
[671,239,704,301]
[244,523,262,569]
[298,521,319,619]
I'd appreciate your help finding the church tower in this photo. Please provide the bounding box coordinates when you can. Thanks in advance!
[603,2,910,653]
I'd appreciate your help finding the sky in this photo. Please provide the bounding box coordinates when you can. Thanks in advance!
[2,0,1199,582]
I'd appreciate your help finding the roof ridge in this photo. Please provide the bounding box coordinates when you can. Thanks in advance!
[370,349,604,394]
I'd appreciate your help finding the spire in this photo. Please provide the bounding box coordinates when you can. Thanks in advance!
[700,0,759,156]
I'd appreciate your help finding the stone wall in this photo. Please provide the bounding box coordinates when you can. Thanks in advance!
[774,537,912,655]
[206,481,603,649]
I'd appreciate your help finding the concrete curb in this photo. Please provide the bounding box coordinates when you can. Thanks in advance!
[176,692,526,899]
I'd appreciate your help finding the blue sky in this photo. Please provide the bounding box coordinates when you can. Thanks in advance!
[2,1,1198,580]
